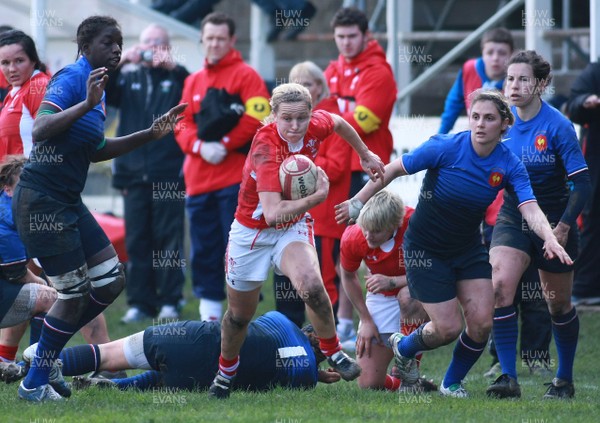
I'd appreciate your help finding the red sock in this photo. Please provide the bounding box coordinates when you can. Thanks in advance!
[318,335,342,357]
[0,344,18,362]
[385,374,401,391]
[218,355,239,378]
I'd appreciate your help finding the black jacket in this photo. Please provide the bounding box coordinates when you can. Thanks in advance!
[567,62,600,157]
[106,64,189,188]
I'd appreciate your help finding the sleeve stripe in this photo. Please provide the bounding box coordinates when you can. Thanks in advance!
[40,100,63,112]
[399,156,410,175]
[36,109,56,117]
[568,167,589,178]
[516,199,538,209]
[0,258,28,266]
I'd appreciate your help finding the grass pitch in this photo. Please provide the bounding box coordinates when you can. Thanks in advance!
[1,275,599,423]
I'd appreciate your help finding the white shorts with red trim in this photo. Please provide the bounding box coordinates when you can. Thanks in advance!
[225,216,315,292]
[359,291,401,344]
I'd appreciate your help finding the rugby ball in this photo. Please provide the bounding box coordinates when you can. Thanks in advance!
[279,154,318,200]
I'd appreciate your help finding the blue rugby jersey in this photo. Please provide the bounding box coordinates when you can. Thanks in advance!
[502,101,588,214]
[0,191,27,267]
[237,311,318,390]
[19,57,107,204]
[402,131,535,258]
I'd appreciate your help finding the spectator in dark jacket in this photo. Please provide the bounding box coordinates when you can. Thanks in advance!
[566,62,600,305]
[106,24,189,323]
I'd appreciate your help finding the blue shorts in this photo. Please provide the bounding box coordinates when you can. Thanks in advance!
[143,320,221,390]
[0,279,22,323]
[12,185,110,273]
[491,207,578,273]
[403,239,492,303]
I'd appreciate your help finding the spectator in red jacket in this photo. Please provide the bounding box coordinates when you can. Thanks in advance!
[175,13,270,321]
[0,25,13,110]
[0,30,49,160]
[324,7,397,199]
[324,7,397,345]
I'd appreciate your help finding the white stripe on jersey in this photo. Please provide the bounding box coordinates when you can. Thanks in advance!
[20,103,34,157]
[277,346,307,358]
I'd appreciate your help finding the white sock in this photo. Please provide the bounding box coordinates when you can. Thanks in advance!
[337,318,354,334]
[199,299,223,322]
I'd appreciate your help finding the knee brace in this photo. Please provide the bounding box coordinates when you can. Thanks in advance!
[123,331,152,370]
[47,264,90,300]
[88,256,124,292]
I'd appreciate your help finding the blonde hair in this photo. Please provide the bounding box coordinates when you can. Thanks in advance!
[264,83,312,124]
[357,190,405,233]
[289,61,329,104]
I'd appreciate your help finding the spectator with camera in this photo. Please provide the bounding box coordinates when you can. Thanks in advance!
[106,23,189,323]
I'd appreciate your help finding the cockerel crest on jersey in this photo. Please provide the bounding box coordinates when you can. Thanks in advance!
[534,134,548,152]
[488,170,503,187]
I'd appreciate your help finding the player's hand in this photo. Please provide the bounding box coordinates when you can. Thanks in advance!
[365,273,396,294]
[552,222,570,247]
[542,237,573,265]
[200,141,227,164]
[335,200,350,224]
[149,103,187,140]
[334,197,363,225]
[313,167,329,202]
[86,67,108,109]
[317,368,342,384]
[359,151,385,182]
[356,319,381,359]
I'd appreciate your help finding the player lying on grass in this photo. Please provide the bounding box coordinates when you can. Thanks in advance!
[2,311,344,392]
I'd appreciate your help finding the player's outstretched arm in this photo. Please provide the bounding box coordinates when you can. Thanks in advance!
[334,158,407,224]
[518,201,573,265]
[92,103,187,162]
[329,113,384,182]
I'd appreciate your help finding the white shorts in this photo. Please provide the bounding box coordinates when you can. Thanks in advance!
[225,216,315,292]
[359,292,401,346]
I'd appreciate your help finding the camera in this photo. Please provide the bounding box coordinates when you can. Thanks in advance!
[140,50,153,63]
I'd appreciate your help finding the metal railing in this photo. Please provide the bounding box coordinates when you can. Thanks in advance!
[394,0,525,109]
